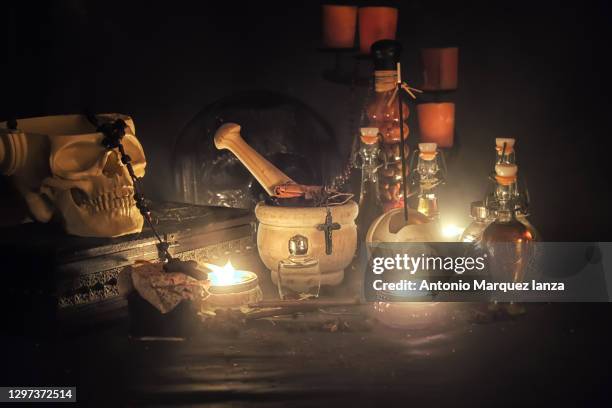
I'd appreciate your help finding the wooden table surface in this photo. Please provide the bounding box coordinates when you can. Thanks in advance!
[2,258,611,406]
[2,302,611,406]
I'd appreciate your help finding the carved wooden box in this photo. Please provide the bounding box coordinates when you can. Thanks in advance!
[0,202,257,329]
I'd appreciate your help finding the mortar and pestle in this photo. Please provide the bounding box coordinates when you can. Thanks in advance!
[214,123,358,286]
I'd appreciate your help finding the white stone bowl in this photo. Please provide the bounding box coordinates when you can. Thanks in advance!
[255,200,358,286]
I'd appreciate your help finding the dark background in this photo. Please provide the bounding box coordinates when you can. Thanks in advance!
[1,3,612,405]
[2,0,611,240]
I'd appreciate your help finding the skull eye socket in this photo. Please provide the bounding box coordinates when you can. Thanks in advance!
[122,135,146,176]
[53,142,106,176]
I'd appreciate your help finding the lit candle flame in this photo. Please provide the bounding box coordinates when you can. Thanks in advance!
[203,260,244,286]
[442,224,464,239]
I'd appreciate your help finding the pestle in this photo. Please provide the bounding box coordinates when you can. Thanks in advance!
[214,123,295,197]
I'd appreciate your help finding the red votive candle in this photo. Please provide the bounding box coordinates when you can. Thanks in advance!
[322,5,358,48]
[358,6,398,55]
[417,103,456,148]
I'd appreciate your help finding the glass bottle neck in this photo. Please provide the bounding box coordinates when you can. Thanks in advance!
[358,142,382,205]
[359,143,381,181]
[494,181,518,210]
[495,150,516,165]
[374,70,398,93]
[416,156,441,189]
[494,182,519,222]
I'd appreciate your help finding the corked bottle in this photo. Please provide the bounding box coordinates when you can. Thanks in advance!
[361,40,410,212]
[482,164,535,283]
[488,138,540,240]
[414,142,444,222]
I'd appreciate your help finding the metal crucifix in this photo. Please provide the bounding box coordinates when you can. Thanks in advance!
[317,207,341,255]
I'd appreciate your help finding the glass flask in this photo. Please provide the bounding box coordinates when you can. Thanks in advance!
[360,40,410,212]
[411,142,446,221]
[486,138,540,240]
[357,127,384,242]
[482,163,536,283]
[277,235,321,300]
[485,156,540,241]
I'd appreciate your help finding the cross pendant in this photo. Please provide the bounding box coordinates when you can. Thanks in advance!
[317,207,341,255]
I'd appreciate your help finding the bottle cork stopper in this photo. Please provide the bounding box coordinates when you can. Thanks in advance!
[495,163,518,177]
[418,142,438,160]
[496,138,515,153]
[360,127,379,145]
[419,142,437,153]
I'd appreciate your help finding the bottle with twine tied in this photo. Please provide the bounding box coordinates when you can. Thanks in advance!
[361,40,421,214]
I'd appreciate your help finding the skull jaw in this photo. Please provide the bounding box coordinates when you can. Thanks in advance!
[57,192,145,238]
[64,210,144,238]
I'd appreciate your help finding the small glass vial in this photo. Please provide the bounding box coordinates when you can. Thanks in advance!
[412,142,445,221]
[277,235,321,300]
[461,201,492,244]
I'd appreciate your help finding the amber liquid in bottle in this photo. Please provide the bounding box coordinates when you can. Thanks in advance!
[482,211,535,282]
[484,161,536,282]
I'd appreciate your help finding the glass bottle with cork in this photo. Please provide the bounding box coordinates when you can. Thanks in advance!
[482,163,536,283]
[412,142,445,223]
[487,138,539,240]
[361,39,410,212]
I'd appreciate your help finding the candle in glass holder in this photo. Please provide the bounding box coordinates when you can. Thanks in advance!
[417,103,455,148]
[322,4,358,48]
[358,6,398,54]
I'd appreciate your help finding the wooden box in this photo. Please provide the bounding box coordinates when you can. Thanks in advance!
[0,202,257,331]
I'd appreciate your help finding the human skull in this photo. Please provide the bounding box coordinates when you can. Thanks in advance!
[1,114,146,237]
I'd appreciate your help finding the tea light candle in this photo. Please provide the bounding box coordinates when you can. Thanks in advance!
[202,261,262,308]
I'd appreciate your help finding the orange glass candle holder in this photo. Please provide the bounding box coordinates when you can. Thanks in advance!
[358,6,398,55]
[421,47,459,91]
[417,103,455,148]
[322,4,358,48]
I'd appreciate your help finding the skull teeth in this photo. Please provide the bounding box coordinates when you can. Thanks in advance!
[81,188,136,215]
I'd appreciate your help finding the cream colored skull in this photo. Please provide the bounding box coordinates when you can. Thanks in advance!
[0,114,146,237]
[42,123,146,237]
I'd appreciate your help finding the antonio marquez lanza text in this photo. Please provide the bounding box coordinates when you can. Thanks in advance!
[372,279,565,293]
